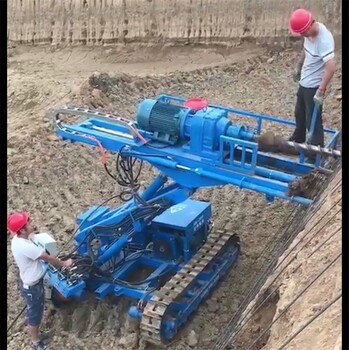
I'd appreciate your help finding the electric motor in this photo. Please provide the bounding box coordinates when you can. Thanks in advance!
[136,99,190,144]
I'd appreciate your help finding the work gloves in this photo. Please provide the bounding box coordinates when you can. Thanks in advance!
[313,89,325,106]
[292,68,301,83]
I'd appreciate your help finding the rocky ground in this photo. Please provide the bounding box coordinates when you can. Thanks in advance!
[7,43,342,350]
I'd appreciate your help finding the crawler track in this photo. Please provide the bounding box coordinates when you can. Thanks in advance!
[140,228,240,346]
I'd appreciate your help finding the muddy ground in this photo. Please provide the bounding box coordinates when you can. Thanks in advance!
[7,44,342,350]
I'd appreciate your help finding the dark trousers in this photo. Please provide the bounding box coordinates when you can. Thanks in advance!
[291,85,324,147]
[19,279,45,327]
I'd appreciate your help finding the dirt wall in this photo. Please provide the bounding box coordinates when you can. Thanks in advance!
[7,0,342,46]
[233,166,342,350]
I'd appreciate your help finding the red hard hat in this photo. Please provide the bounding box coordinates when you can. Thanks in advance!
[289,9,314,34]
[7,212,29,234]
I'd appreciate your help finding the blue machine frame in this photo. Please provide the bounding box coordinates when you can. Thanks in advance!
[44,94,340,344]
[53,95,340,206]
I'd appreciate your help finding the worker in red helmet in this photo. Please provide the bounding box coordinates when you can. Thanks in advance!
[8,212,73,350]
[288,8,335,149]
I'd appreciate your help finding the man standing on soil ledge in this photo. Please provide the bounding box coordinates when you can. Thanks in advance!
[8,212,73,350]
[288,8,335,148]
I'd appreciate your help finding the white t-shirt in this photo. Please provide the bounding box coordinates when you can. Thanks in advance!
[11,235,45,285]
[299,22,335,88]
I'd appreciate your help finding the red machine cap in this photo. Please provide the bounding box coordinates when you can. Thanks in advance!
[7,212,29,234]
[289,9,314,34]
[184,98,209,111]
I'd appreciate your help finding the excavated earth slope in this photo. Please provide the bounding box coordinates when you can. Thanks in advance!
[8,0,341,45]
[7,44,342,350]
[213,165,342,350]
[257,167,342,350]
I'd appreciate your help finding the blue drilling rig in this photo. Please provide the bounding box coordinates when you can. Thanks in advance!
[44,94,340,345]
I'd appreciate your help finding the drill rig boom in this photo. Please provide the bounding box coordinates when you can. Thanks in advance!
[53,95,340,206]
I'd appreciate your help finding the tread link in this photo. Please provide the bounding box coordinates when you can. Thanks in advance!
[140,229,239,346]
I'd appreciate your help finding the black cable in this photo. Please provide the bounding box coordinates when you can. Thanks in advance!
[100,268,171,290]
[84,246,167,290]
[212,205,299,347]
[214,195,329,344]
[306,227,340,260]
[111,249,151,271]
[330,179,342,196]
[60,202,170,290]
[103,164,118,181]
[243,252,341,350]
[212,197,341,350]
[273,203,341,273]
[222,225,341,346]
[272,178,334,260]
[274,293,341,350]
[65,200,166,257]
[211,204,301,350]
[7,307,26,334]
[101,145,145,204]
[274,195,340,259]
[271,196,340,274]
[62,193,122,253]
[110,147,173,206]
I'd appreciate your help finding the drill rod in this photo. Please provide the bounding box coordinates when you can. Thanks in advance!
[282,141,341,158]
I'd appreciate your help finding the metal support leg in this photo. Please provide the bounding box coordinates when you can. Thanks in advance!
[307,105,318,144]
